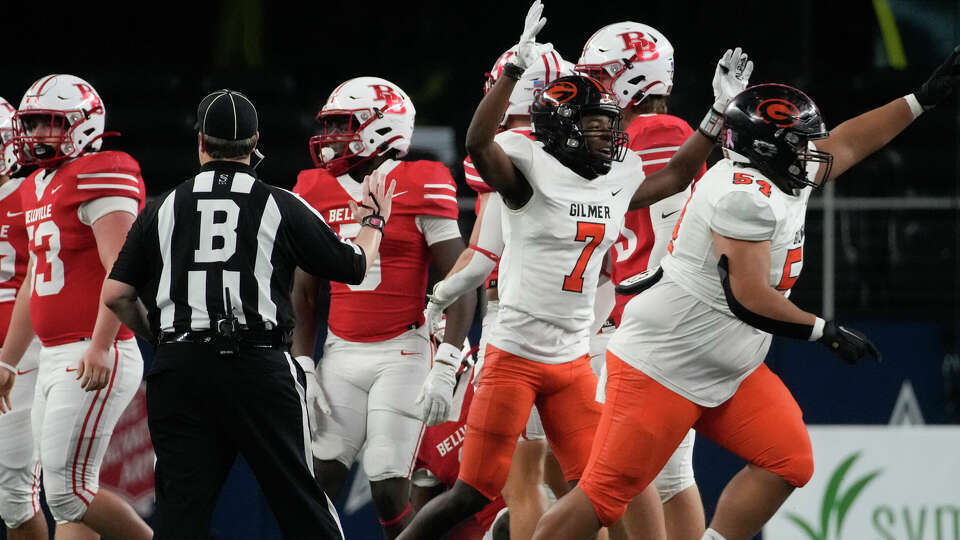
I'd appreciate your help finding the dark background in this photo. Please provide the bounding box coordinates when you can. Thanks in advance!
[2,1,959,538]
[6,0,960,320]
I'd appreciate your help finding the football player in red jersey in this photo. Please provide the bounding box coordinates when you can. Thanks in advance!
[423,43,573,540]
[0,76,151,540]
[0,97,66,540]
[576,22,707,540]
[291,76,475,538]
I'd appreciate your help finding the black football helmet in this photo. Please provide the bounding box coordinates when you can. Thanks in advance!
[721,83,833,194]
[530,75,628,180]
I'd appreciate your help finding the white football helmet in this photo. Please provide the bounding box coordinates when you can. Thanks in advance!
[576,22,674,108]
[0,98,18,176]
[485,42,574,125]
[310,76,416,176]
[13,74,107,167]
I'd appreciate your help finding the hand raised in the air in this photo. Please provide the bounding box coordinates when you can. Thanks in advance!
[712,47,754,113]
[915,45,960,110]
[349,170,396,226]
[819,320,882,365]
[514,0,547,70]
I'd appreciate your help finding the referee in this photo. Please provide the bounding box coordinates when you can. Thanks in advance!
[101,89,395,539]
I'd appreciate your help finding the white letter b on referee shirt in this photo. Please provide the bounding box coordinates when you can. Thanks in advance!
[195,200,240,263]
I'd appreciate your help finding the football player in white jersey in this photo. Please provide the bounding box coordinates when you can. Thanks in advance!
[532,48,960,540]
[421,43,574,540]
[577,21,706,540]
[396,2,752,538]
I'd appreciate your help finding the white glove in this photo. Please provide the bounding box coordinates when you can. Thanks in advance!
[711,47,754,113]
[415,343,461,426]
[513,0,547,69]
[424,281,454,337]
[295,355,331,418]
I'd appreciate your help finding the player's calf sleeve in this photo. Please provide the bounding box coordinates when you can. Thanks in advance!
[45,490,90,523]
[702,528,728,540]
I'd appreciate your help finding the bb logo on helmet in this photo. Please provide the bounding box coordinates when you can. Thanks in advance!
[369,84,407,114]
[756,99,800,127]
[618,32,660,62]
[74,84,103,114]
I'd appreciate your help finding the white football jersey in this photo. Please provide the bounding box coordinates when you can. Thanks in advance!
[608,151,820,406]
[489,130,645,364]
[662,158,813,314]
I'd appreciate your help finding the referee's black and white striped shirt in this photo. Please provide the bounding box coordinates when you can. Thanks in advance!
[109,160,366,335]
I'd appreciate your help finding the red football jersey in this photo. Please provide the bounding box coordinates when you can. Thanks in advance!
[294,160,460,342]
[415,383,506,539]
[22,151,145,346]
[608,114,706,326]
[0,178,30,345]
[463,128,535,290]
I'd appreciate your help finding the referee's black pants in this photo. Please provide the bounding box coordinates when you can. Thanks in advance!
[145,342,343,539]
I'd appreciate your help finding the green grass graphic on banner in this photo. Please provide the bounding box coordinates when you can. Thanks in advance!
[786,451,883,540]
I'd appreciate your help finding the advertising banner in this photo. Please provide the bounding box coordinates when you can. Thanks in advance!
[765,426,960,540]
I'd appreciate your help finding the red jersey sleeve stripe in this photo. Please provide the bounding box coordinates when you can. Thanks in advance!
[75,173,141,183]
[424,194,458,203]
[76,183,141,193]
[424,184,457,192]
[635,146,681,156]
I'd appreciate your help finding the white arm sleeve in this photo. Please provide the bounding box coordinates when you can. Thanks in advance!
[432,193,504,304]
[78,196,139,226]
[647,188,690,270]
[415,216,463,246]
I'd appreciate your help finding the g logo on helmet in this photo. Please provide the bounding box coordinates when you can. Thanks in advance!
[543,82,578,105]
[756,99,800,128]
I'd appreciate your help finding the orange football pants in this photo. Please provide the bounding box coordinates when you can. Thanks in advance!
[458,345,602,500]
[580,352,814,526]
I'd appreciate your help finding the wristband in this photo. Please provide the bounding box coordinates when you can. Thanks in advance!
[435,342,461,367]
[698,108,724,141]
[808,317,826,341]
[904,94,925,119]
[502,63,525,81]
[361,214,386,233]
[0,361,16,375]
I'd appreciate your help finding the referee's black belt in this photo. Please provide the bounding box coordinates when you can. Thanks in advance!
[157,328,292,349]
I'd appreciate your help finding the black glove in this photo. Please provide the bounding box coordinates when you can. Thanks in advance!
[915,45,960,110]
[818,320,881,364]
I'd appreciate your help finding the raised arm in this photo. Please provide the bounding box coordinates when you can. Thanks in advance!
[464,1,547,208]
[631,48,754,209]
[815,46,960,183]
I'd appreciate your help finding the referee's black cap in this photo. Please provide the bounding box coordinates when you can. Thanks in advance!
[196,89,258,140]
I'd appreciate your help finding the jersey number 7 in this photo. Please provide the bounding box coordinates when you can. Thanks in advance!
[563,222,605,293]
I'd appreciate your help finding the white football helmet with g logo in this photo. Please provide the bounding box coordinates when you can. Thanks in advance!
[0,98,18,176]
[576,22,674,108]
[310,76,416,176]
[485,42,574,125]
[13,74,107,167]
